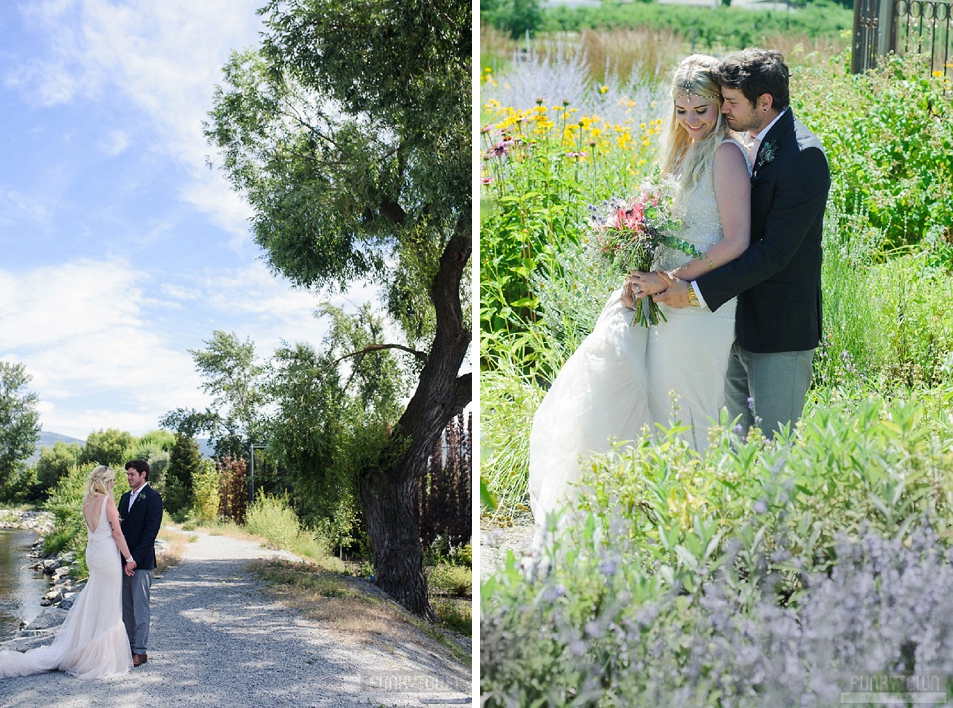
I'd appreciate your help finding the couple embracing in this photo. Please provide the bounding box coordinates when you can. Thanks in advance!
[0,460,162,679]
[530,49,831,522]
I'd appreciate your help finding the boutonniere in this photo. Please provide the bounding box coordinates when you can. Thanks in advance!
[755,140,778,173]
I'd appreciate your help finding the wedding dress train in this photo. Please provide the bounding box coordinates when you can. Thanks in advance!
[0,495,132,679]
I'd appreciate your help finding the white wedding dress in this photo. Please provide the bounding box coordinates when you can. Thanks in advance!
[0,495,132,679]
[529,141,743,523]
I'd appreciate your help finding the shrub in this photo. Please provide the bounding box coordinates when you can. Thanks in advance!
[483,520,953,706]
[244,493,332,564]
[429,564,472,598]
[481,389,953,705]
[794,52,953,251]
[191,459,220,523]
[216,455,247,524]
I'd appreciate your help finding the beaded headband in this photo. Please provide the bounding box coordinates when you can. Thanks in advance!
[673,80,721,101]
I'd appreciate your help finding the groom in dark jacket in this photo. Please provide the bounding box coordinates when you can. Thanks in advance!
[651,49,831,438]
[119,459,163,667]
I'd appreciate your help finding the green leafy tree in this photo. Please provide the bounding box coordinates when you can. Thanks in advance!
[166,434,202,516]
[481,0,542,38]
[267,304,406,554]
[129,429,176,495]
[80,428,135,469]
[192,459,221,522]
[206,0,471,618]
[132,430,176,455]
[0,361,41,493]
[162,332,266,460]
[35,440,83,490]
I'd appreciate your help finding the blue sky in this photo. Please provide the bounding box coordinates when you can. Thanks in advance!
[0,1,375,440]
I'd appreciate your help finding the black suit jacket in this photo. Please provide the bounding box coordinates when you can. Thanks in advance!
[696,109,831,353]
[118,485,163,571]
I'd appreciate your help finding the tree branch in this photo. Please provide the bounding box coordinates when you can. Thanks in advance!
[332,343,428,368]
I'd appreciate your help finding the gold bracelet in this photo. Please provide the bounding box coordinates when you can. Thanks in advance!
[686,284,700,307]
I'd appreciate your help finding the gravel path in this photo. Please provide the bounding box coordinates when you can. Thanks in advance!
[480,512,535,583]
[0,529,471,707]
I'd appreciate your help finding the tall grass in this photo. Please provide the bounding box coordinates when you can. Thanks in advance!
[480,20,849,86]
[244,493,335,566]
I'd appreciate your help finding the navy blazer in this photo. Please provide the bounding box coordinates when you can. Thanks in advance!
[696,109,831,353]
[118,484,163,570]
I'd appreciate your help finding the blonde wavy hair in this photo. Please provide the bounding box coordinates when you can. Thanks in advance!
[659,54,733,195]
[84,465,115,504]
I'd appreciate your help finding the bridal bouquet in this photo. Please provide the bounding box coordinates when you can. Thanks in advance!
[587,180,704,327]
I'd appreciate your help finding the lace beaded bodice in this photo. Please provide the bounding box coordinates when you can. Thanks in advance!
[654,138,748,271]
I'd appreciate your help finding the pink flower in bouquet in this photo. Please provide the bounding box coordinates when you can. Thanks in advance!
[587,179,705,327]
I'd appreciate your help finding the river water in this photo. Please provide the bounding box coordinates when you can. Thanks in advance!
[0,529,47,643]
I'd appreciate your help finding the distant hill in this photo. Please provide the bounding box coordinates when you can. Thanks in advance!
[28,431,86,464]
[197,439,214,458]
[28,432,213,464]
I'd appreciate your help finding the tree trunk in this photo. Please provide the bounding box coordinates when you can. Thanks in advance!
[360,469,437,621]
[360,212,472,619]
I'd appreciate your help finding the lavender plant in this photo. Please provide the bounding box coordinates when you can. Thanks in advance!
[482,390,953,706]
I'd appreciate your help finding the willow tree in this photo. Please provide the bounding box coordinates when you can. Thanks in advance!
[205,0,470,619]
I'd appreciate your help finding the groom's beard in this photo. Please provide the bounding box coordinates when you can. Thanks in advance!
[725,113,761,134]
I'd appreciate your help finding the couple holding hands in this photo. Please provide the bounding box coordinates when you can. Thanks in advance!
[0,460,162,678]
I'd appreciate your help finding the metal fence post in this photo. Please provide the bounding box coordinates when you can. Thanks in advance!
[877,0,897,57]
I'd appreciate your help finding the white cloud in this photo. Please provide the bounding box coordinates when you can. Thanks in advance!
[0,257,210,437]
[159,283,200,302]
[8,0,263,241]
[0,255,387,439]
[0,186,51,226]
[98,128,130,156]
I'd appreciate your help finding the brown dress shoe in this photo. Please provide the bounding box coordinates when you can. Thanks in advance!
[132,653,148,667]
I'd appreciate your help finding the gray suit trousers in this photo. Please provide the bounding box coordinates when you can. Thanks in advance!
[122,568,153,655]
[724,341,814,440]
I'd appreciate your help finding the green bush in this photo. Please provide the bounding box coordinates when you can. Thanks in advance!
[244,493,335,567]
[794,52,953,251]
[432,597,471,636]
[429,564,472,597]
[481,0,544,38]
[191,459,220,522]
[482,389,953,705]
[34,441,83,493]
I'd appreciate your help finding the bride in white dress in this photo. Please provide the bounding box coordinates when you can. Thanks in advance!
[0,465,135,679]
[529,55,752,524]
